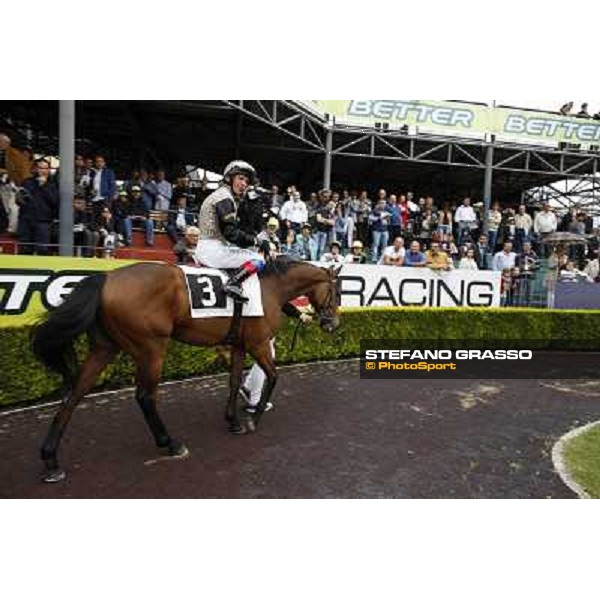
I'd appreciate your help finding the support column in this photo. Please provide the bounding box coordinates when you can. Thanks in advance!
[482,141,494,236]
[323,127,333,189]
[58,100,75,257]
[234,113,243,159]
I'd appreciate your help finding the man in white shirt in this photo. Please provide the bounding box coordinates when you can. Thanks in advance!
[533,203,557,236]
[379,236,405,265]
[514,205,533,252]
[280,191,308,234]
[492,241,517,271]
[455,197,478,244]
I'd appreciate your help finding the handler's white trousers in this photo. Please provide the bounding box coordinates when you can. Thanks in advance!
[244,339,276,406]
[195,238,264,269]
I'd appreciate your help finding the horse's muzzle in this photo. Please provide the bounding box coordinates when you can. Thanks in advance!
[320,316,340,334]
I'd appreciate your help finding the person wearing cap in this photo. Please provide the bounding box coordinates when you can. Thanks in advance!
[119,186,155,247]
[315,200,336,259]
[256,216,281,254]
[196,160,271,302]
[320,240,344,264]
[297,222,317,261]
[344,240,367,264]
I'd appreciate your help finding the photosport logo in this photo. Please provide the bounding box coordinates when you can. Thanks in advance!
[360,340,600,380]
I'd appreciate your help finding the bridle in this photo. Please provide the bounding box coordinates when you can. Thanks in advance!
[315,269,340,328]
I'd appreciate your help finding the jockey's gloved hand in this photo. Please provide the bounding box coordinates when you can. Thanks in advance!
[259,239,272,257]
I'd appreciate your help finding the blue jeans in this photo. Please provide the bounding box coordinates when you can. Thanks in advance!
[18,218,51,255]
[122,217,154,246]
[514,228,529,253]
[315,230,332,259]
[371,230,389,262]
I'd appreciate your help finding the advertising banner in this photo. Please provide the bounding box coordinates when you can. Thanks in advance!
[337,264,501,308]
[308,100,600,148]
[554,281,600,309]
[313,100,489,139]
[491,106,600,146]
[0,255,138,327]
[1,257,502,327]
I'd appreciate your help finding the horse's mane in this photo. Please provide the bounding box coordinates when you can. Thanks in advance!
[259,255,315,279]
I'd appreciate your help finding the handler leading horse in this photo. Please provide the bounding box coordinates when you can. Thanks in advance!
[32,258,341,482]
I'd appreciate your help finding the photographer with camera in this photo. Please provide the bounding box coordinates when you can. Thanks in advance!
[17,158,59,255]
[73,194,100,257]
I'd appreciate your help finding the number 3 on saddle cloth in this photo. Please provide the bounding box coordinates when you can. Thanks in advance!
[179,265,264,318]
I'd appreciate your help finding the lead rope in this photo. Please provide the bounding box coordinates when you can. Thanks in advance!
[289,317,303,352]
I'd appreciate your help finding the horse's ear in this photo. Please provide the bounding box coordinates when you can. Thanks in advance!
[333,265,343,276]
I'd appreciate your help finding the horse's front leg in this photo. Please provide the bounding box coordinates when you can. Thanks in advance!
[225,346,247,434]
[249,340,278,429]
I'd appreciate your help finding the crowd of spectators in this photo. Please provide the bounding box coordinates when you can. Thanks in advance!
[2,134,600,305]
[559,102,600,120]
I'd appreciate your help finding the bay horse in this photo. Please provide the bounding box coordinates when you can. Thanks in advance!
[32,257,341,483]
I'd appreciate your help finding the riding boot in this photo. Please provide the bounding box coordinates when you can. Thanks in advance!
[223,264,256,303]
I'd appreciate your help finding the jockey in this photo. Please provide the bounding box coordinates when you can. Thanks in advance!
[195,160,271,302]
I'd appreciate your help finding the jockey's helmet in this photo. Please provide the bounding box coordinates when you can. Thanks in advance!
[223,160,256,186]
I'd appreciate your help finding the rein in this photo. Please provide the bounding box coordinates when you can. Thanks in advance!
[288,269,339,352]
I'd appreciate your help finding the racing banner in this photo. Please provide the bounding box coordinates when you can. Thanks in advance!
[337,264,501,308]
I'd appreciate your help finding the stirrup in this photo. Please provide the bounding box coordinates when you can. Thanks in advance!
[224,283,249,302]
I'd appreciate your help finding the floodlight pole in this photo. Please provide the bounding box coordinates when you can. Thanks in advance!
[59,100,75,256]
[323,127,333,189]
[482,139,494,236]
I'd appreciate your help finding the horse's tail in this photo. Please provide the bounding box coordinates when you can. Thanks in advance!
[31,273,107,385]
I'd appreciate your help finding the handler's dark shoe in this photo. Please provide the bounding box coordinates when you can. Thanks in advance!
[243,402,274,414]
[240,387,273,414]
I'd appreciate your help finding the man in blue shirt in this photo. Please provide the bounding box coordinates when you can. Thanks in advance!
[386,195,402,240]
[368,197,392,263]
[90,154,116,227]
[403,240,427,267]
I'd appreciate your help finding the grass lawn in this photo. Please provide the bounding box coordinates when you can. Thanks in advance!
[563,423,600,498]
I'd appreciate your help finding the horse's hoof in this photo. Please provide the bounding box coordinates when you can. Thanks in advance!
[169,443,189,458]
[245,418,257,433]
[228,423,247,435]
[42,469,66,484]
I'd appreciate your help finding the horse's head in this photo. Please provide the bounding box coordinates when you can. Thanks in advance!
[308,265,342,334]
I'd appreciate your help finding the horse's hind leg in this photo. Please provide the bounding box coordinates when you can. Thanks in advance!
[41,340,118,483]
[225,346,246,434]
[134,342,188,458]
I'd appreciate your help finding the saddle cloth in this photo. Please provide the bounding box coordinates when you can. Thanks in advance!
[178,265,264,318]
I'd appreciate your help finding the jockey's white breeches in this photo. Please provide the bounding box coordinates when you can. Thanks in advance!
[195,239,264,269]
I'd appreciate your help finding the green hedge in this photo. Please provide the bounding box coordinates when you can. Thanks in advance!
[1,307,600,407]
